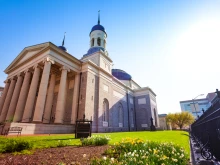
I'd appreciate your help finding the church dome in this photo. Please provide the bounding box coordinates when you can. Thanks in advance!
[90,24,107,35]
[58,46,67,52]
[112,69,132,80]
[58,32,67,52]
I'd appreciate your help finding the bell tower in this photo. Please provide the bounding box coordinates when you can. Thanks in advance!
[89,10,107,49]
[81,11,112,74]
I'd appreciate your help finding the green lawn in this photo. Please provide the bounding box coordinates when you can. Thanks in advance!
[0,130,189,154]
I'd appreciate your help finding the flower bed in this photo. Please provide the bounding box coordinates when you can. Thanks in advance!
[91,137,189,165]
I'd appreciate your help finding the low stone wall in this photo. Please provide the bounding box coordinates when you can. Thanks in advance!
[2,122,75,135]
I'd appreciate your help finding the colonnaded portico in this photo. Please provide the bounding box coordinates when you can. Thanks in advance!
[0,43,83,134]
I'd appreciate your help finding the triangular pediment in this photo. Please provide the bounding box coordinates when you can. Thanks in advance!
[5,42,50,73]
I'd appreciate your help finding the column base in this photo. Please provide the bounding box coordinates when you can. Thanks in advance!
[32,120,42,123]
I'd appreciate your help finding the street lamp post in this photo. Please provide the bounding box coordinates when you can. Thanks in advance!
[192,94,204,118]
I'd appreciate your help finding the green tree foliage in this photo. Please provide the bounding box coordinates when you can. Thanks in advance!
[166,112,195,129]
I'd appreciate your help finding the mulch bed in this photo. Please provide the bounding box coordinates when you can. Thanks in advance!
[0,145,109,165]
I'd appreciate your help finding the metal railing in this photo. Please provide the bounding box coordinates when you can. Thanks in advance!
[191,96,220,161]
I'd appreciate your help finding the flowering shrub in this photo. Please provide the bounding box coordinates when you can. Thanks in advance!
[81,135,110,146]
[91,137,189,165]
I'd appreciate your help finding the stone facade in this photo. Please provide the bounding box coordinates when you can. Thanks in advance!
[0,19,159,134]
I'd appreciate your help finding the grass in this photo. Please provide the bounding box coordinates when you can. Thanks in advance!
[0,131,189,155]
[0,134,81,151]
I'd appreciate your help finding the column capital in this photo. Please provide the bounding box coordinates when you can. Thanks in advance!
[24,68,31,74]
[4,79,10,83]
[60,66,70,72]
[9,77,16,81]
[44,57,55,64]
[16,72,23,77]
[33,64,41,69]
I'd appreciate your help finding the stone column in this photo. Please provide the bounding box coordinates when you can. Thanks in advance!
[71,73,80,124]
[0,78,16,122]
[54,66,70,124]
[43,72,56,123]
[6,73,24,121]
[0,80,10,115]
[13,70,32,122]
[33,58,54,122]
[22,64,41,122]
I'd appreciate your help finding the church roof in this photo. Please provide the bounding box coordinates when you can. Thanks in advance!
[112,69,132,80]
[83,47,105,57]
[58,46,67,52]
[90,24,107,35]
[90,11,107,36]
[58,32,67,52]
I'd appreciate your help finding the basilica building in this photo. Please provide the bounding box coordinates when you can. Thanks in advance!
[0,16,159,134]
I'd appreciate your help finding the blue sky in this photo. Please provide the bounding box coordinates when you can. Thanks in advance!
[1,0,220,114]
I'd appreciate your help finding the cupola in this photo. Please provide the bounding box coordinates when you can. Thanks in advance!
[89,11,107,49]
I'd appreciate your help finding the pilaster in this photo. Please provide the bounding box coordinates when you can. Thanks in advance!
[71,73,80,124]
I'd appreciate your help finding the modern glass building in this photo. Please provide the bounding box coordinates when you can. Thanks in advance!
[180,93,216,118]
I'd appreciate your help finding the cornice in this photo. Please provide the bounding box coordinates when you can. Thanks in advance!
[133,87,157,96]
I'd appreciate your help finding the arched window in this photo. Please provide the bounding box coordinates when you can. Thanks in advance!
[91,38,94,47]
[97,37,101,46]
[154,108,158,127]
[118,103,123,127]
[103,99,109,123]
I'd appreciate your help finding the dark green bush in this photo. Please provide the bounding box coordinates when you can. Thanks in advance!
[3,139,33,153]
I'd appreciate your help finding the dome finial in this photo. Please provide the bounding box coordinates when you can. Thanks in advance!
[98,10,100,25]
[62,32,66,46]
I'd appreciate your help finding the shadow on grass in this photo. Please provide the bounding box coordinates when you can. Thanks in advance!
[181,133,190,137]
